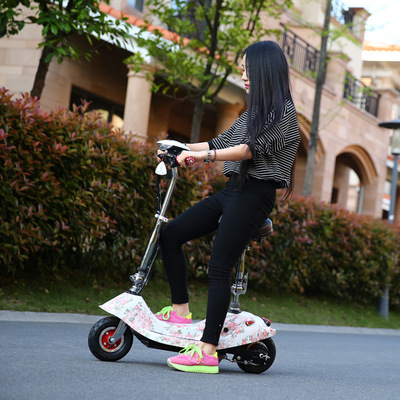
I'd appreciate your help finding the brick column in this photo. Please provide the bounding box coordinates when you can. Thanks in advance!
[215,103,243,135]
[376,88,399,122]
[123,65,154,142]
[325,52,349,99]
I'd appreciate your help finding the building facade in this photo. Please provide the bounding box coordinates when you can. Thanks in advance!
[1,0,399,221]
[361,40,400,222]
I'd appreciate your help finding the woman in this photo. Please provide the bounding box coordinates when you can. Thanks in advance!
[156,41,300,374]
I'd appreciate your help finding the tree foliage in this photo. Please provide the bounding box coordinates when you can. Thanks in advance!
[0,0,131,97]
[126,0,293,142]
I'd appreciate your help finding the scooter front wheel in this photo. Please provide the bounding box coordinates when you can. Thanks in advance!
[88,317,133,362]
[235,338,276,374]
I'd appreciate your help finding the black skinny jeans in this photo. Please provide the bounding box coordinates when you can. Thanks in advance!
[160,176,276,345]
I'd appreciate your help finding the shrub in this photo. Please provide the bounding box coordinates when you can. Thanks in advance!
[0,88,224,275]
[1,88,399,306]
[246,195,400,305]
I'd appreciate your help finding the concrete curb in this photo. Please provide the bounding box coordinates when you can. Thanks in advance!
[272,322,400,336]
[1,310,399,336]
[0,310,105,324]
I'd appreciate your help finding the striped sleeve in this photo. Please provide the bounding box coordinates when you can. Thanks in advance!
[248,101,297,157]
[209,99,300,187]
[211,112,248,150]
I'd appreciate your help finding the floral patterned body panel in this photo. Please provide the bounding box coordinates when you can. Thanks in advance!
[100,292,276,350]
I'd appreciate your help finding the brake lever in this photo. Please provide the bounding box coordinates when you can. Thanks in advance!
[156,152,195,173]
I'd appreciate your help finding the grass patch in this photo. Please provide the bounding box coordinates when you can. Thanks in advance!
[1,273,399,330]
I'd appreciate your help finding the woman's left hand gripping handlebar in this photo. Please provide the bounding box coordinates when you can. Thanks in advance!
[157,150,196,168]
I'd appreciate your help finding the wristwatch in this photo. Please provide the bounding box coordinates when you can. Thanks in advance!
[204,149,212,164]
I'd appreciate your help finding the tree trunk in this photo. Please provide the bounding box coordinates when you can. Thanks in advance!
[302,143,318,196]
[302,0,332,197]
[30,45,52,99]
[190,95,205,143]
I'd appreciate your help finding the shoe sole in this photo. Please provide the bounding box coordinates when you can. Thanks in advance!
[155,315,192,324]
[157,320,192,324]
[167,359,219,374]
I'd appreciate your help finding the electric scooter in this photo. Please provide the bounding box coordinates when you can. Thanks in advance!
[88,139,276,374]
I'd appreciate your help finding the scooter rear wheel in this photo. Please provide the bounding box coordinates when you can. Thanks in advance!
[88,316,133,362]
[236,338,276,374]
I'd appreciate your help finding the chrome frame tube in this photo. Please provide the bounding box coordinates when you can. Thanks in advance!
[129,168,178,294]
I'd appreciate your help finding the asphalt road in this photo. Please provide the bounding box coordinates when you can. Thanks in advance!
[1,312,399,400]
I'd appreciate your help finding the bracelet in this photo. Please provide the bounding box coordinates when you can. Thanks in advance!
[204,149,212,164]
[212,149,217,162]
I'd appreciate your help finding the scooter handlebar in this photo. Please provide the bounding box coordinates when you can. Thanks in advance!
[157,153,195,168]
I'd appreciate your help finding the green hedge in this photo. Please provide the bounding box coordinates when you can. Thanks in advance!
[0,88,223,275]
[248,196,400,305]
[1,88,399,305]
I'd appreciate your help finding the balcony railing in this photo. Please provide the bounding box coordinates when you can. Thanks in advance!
[343,72,380,117]
[278,24,320,77]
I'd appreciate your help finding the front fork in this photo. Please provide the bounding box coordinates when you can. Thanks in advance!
[110,170,179,344]
[109,320,128,344]
[110,169,178,345]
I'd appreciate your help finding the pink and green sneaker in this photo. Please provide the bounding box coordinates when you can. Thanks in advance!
[167,344,219,374]
[155,306,192,324]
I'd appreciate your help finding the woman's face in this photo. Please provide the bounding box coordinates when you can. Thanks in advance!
[241,55,249,94]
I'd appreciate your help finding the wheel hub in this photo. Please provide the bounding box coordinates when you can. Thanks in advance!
[99,328,124,353]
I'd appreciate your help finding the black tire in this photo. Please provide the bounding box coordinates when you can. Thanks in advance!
[88,317,133,362]
[236,338,276,374]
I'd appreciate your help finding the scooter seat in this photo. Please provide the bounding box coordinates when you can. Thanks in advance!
[252,218,273,242]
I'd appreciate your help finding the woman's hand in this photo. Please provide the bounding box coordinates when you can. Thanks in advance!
[156,149,166,163]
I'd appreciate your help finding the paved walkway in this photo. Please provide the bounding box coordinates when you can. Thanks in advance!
[1,310,399,336]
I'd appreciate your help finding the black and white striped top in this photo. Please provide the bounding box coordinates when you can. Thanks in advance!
[209,99,300,188]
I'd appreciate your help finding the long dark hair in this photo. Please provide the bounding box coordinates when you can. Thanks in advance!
[238,41,295,199]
